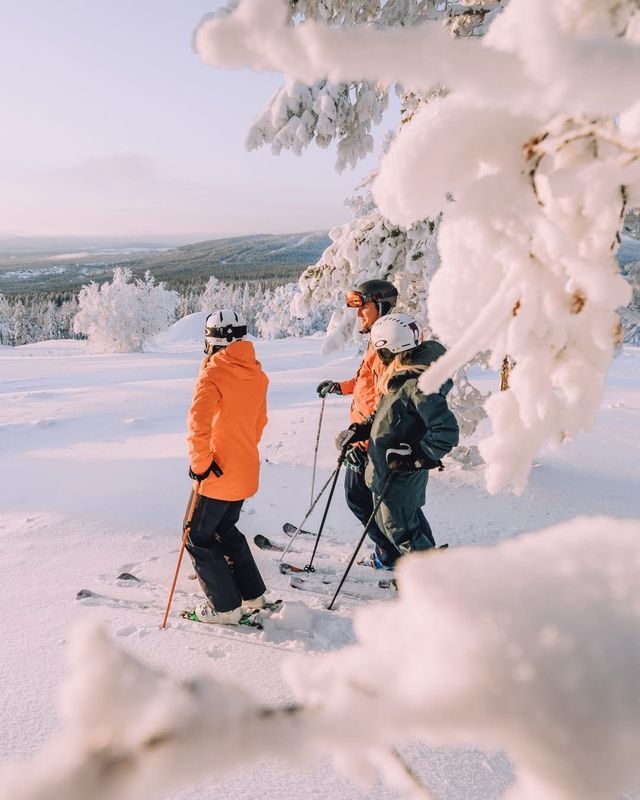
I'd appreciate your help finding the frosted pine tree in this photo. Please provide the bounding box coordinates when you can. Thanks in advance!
[0,293,13,346]
[246,2,504,172]
[199,276,234,314]
[74,268,179,353]
[11,300,30,346]
[624,207,640,238]
[621,260,640,344]
[259,3,500,457]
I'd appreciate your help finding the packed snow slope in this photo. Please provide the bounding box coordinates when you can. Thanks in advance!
[1,317,639,800]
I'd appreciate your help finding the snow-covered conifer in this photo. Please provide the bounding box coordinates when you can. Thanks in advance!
[199,276,233,314]
[621,260,640,344]
[11,300,30,346]
[74,267,179,353]
[0,293,13,346]
[245,1,505,171]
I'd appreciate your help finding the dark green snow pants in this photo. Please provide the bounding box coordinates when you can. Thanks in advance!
[373,471,435,556]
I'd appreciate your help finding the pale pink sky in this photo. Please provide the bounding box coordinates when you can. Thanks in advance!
[0,1,385,239]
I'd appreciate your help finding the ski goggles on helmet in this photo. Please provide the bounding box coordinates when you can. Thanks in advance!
[205,323,247,342]
[345,290,370,308]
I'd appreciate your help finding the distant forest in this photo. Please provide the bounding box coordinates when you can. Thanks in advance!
[0,232,331,346]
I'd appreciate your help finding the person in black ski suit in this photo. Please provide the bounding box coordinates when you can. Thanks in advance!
[316,279,401,569]
[337,313,459,558]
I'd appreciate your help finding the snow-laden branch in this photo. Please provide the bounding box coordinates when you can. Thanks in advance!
[194,0,640,118]
[0,622,431,800]
[3,517,640,800]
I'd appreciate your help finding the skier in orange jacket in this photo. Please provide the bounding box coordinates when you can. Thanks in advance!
[185,309,269,625]
[316,279,401,569]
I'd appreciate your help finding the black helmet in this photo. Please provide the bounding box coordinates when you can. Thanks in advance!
[346,279,398,317]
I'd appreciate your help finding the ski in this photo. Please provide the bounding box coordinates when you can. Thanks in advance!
[116,572,142,583]
[253,534,284,552]
[279,561,336,577]
[76,588,151,610]
[283,522,317,538]
[279,562,305,575]
[289,574,392,601]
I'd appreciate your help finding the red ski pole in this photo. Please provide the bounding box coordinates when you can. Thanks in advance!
[161,482,201,629]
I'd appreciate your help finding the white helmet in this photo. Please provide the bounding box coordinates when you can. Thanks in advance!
[370,313,422,356]
[204,309,247,353]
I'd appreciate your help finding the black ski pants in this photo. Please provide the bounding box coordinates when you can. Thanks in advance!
[186,496,266,613]
[344,454,401,568]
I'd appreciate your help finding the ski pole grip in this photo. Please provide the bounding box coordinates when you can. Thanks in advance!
[209,459,223,478]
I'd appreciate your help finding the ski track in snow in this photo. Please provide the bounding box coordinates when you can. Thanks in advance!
[1,332,639,800]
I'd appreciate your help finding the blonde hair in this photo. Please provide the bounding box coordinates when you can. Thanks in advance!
[378,350,427,395]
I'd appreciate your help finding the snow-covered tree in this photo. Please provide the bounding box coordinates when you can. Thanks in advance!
[11,300,30,346]
[621,260,640,344]
[245,1,505,171]
[74,268,179,353]
[239,1,494,453]
[256,281,331,338]
[624,207,640,238]
[195,0,639,493]
[0,293,13,346]
[198,275,235,314]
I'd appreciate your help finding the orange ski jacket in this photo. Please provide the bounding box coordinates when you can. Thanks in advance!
[187,340,268,501]
[339,342,384,425]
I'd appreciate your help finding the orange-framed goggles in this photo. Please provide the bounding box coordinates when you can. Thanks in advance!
[345,290,370,308]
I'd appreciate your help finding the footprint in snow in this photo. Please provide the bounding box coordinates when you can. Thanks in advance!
[116,625,152,639]
[116,625,138,637]
[32,418,55,427]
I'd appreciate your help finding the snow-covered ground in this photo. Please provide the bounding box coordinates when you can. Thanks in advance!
[1,321,639,799]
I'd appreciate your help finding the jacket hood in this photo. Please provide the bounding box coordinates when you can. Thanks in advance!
[389,340,453,396]
[209,340,262,381]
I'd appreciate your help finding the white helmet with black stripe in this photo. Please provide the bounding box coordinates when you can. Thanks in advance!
[204,309,247,353]
[370,312,422,356]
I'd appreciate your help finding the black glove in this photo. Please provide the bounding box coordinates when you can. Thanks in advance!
[385,443,443,472]
[335,419,373,451]
[189,458,223,482]
[317,380,342,398]
[344,446,367,471]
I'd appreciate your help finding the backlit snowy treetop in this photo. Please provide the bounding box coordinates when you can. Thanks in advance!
[244,0,506,171]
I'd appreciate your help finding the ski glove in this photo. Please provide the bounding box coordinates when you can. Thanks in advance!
[385,443,444,472]
[317,380,342,398]
[189,458,224,482]
[335,419,373,451]
[344,446,367,471]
